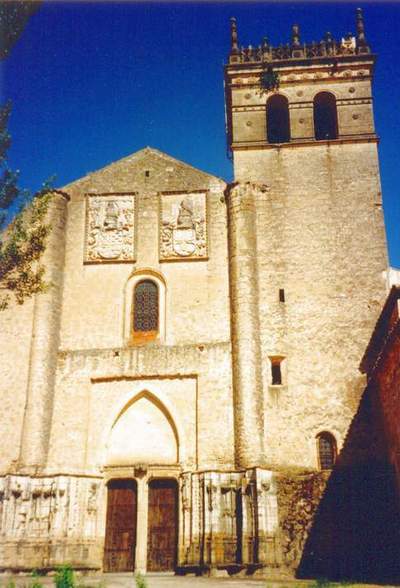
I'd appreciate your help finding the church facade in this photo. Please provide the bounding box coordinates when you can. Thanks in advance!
[0,10,391,577]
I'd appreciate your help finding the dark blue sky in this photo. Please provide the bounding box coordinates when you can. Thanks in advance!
[1,1,400,265]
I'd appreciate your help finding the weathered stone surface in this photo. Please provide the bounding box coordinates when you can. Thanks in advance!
[0,14,392,580]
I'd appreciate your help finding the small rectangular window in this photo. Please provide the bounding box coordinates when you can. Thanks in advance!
[279,289,285,303]
[270,356,285,386]
[271,361,282,386]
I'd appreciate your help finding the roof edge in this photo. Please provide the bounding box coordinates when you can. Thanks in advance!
[60,146,226,191]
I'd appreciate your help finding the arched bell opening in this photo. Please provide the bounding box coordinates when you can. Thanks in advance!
[313,92,338,141]
[266,94,290,144]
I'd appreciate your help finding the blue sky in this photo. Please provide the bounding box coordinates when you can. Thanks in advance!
[1,1,400,265]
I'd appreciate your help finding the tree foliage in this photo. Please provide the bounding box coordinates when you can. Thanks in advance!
[0,1,51,310]
[0,101,52,310]
[0,0,41,60]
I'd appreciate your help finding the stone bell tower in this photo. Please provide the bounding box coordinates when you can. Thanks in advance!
[224,9,388,471]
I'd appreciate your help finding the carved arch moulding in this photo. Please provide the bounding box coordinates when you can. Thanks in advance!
[84,193,137,263]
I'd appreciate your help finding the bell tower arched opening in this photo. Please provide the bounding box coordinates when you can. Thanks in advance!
[266,94,290,144]
[313,91,338,140]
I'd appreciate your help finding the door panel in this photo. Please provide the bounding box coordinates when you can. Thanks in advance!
[147,479,178,571]
[104,479,137,572]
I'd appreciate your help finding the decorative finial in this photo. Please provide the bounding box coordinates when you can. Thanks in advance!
[356,7,366,46]
[230,17,239,54]
[291,24,300,47]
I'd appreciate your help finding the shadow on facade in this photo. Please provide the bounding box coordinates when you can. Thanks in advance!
[297,387,400,583]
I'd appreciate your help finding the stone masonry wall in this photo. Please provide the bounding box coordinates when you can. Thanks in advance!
[41,148,235,476]
[46,342,234,474]
[0,192,69,473]
[0,297,35,471]
[59,148,230,351]
[0,150,237,572]
[233,142,388,469]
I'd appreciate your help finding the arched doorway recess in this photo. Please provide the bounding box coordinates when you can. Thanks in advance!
[103,391,180,573]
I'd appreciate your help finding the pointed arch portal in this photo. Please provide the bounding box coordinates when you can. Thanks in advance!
[104,391,179,572]
[106,391,179,467]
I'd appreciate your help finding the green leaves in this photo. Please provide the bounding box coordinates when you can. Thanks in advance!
[134,573,148,588]
[54,564,75,588]
[0,101,52,310]
[0,168,20,218]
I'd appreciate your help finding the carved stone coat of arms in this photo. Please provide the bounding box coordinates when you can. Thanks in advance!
[85,194,135,262]
[160,192,207,260]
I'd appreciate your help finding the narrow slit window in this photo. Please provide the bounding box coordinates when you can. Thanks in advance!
[279,289,285,303]
[317,432,337,470]
[271,358,283,385]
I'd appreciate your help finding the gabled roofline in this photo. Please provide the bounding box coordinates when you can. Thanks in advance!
[61,146,226,190]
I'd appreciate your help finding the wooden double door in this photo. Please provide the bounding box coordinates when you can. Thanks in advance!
[103,478,178,573]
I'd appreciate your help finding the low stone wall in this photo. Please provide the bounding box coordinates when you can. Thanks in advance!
[0,474,104,571]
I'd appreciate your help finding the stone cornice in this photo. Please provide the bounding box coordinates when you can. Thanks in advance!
[231,134,379,151]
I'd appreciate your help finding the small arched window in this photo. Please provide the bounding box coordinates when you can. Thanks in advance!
[266,95,290,144]
[313,92,338,141]
[317,432,337,470]
[132,280,159,343]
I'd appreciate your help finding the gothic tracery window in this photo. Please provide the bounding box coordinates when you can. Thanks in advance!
[313,92,338,140]
[317,432,337,470]
[132,280,159,341]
